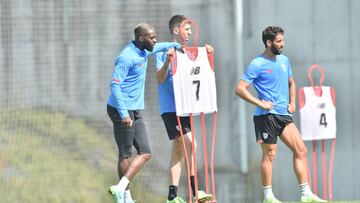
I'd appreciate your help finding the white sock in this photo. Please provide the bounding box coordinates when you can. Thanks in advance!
[300,183,312,197]
[116,176,130,192]
[263,185,274,199]
[124,190,133,201]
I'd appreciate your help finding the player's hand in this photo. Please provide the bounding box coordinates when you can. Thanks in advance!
[259,100,273,110]
[205,44,214,53]
[288,102,296,113]
[121,116,133,128]
[166,48,175,63]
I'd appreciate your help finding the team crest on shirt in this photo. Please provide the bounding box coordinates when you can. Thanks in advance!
[263,132,269,139]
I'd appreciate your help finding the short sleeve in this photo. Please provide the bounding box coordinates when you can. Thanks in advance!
[241,61,260,84]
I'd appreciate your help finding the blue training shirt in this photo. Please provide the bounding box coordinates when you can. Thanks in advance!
[241,54,292,116]
[154,51,176,115]
[107,41,180,118]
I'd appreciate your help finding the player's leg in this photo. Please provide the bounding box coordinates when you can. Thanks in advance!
[170,137,183,186]
[280,123,308,183]
[126,110,152,179]
[119,110,151,203]
[254,114,282,203]
[168,136,186,203]
[118,157,131,196]
[162,113,187,203]
[280,123,327,202]
[260,143,277,188]
[181,117,213,202]
[260,143,281,203]
[183,131,197,196]
[107,106,136,203]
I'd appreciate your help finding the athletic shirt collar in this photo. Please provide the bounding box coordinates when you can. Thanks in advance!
[259,53,279,62]
[130,41,147,57]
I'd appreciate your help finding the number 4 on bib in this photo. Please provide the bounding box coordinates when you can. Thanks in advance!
[299,64,336,141]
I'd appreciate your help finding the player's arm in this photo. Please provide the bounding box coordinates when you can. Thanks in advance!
[155,49,174,84]
[235,80,273,110]
[111,57,133,127]
[151,42,181,55]
[288,76,296,113]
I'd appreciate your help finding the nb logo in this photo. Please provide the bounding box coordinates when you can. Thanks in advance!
[318,103,326,109]
[190,66,201,75]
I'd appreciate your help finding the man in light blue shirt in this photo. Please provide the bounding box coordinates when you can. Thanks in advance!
[107,23,180,203]
[241,53,292,116]
[155,15,213,203]
[236,26,326,203]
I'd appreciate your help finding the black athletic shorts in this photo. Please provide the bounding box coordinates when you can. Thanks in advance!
[161,112,192,140]
[253,113,293,144]
[107,105,151,158]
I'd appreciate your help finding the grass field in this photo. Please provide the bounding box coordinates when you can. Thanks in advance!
[0,109,165,203]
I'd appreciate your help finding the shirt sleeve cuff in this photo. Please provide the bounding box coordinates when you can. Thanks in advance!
[241,77,252,84]
[118,109,129,118]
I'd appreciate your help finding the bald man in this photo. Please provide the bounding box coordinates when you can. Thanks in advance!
[107,23,181,203]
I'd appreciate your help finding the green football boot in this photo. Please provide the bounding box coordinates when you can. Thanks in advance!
[108,185,124,203]
[301,193,328,202]
[263,196,282,203]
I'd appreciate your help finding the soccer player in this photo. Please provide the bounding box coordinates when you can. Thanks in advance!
[235,26,327,203]
[154,15,213,203]
[107,23,181,203]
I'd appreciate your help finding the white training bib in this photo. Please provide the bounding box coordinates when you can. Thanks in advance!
[172,47,217,116]
[299,86,336,140]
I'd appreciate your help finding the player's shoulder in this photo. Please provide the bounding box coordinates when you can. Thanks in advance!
[249,54,267,67]
[115,48,134,67]
[123,42,138,54]
[277,54,290,62]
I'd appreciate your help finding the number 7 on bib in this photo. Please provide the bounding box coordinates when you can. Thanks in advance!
[171,47,218,116]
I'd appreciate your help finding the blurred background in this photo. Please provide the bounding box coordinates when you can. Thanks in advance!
[0,0,359,202]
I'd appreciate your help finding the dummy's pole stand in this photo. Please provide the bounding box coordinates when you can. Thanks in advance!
[176,18,218,203]
[304,64,336,201]
[176,112,218,203]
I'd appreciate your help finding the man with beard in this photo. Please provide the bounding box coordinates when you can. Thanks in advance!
[235,26,326,203]
[107,23,181,203]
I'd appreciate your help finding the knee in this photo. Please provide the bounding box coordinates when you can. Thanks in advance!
[296,146,308,158]
[264,148,277,162]
[142,153,152,161]
[185,133,197,148]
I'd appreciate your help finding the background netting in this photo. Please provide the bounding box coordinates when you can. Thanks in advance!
[0,1,209,202]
